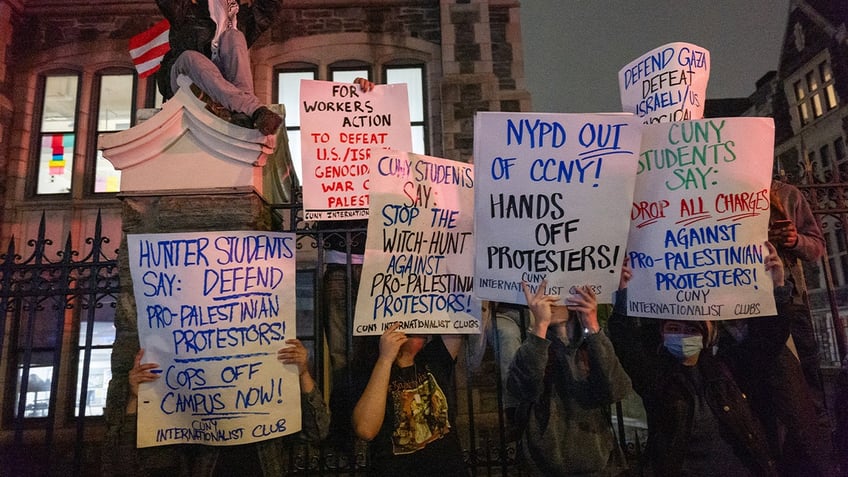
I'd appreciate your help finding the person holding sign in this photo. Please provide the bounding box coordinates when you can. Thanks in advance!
[351,324,467,476]
[718,244,838,476]
[506,282,631,477]
[124,340,329,476]
[609,255,781,476]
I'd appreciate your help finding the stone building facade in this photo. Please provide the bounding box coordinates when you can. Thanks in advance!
[755,0,848,364]
[0,1,530,474]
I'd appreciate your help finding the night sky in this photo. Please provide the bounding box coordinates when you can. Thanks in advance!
[520,1,789,113]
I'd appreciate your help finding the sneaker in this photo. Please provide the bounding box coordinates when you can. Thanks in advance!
[252,106,282,136]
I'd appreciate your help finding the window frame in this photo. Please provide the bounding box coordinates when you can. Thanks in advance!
[273,64,319,184]
[384,62,429,156]
[85,67,138,196]
[28,70,82,198]
[787,53,840,130]
[273,59,429,183]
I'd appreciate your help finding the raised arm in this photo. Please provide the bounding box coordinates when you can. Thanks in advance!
[608,258,656,398]
[352,323,406,441]
[277,338,329,441]
[771,184,825,262]
[568,285,632,403]
[126,348,160,415]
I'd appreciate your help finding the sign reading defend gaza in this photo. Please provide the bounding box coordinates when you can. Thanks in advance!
[128,231,299,448]
[300,80,412,221]
[473,112,642,305]
[619,42,710,124]
[625,117,777,320]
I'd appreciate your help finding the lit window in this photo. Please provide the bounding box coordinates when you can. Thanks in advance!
[386,65,427,154]
[35,74,79,195]
[791,58,839,128]
[276,67,317,182]
[820,61,838,111]
[794,80,810,126]
[93,73,135,193]
[331,67,369,85]
[75,296,116,417]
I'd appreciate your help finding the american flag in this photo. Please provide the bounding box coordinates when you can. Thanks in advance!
[129,19,170,78]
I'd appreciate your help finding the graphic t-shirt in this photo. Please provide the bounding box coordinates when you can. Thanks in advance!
[388,362,451,455]
[369,337,467,476]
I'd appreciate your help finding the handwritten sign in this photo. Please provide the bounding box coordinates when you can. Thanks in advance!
[354,150,480,335]
[473,112,642,305]
[127,231,300,448]
[300,80,413,221]
[625,118,777,320]
[619,42,710,124]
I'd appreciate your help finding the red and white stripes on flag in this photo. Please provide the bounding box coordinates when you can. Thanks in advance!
[129,19,171,78]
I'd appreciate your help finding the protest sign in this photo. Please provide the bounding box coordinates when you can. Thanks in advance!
[300,80,412,221]
[626,117,777,320]
[473,112,642,305]
[127,231,299,448]
[354,150,480,335]
[619,42,710,124]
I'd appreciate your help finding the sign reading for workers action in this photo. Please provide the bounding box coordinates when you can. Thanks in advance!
[626,117,776,320]
[128,231,299,448]
[619,42,710,124]
[354,150,480,335]
[473,112,642,306]
[300,80,412,221]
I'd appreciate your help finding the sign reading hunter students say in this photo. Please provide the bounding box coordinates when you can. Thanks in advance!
[625,118,777,320]
[128,231,300,448]
[619,42,710,124]
[354,150,480,335]
[300,80,412,221]
[473,112,642,305]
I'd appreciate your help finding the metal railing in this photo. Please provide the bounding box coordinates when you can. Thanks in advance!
[0,201,657,476]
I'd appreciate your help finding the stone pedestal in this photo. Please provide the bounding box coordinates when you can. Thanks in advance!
[99,76,276,193]
[97,79,279,474]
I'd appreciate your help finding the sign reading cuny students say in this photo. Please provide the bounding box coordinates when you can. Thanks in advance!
[626,118,777,320]
[127,231,300,448]
[300,80,412,221]
[354,150,480,335]
[473,112,642,306]
[619,42,710,124]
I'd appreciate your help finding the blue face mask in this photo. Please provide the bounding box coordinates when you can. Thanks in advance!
[663,333,703,359]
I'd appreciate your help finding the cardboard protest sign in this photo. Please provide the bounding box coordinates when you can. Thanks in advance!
[473,112,642,305]
[128,231,299,448]
[300,80,412,221]
[354,150,480,335]
[619,42,710,124]
[626,118,777,320]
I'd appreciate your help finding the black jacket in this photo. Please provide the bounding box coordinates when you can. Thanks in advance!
[608,311,777,476]
[155,0,281,99]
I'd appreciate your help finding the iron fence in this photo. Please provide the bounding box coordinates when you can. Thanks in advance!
[0,203,654,476]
